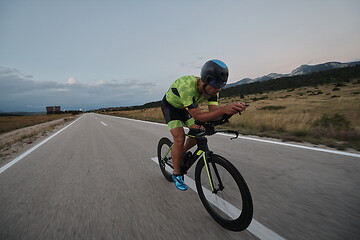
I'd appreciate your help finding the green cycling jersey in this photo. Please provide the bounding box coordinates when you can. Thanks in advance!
[165,76,219,110]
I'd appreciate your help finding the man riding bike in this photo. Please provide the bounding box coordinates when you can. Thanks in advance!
[161,59,247,191]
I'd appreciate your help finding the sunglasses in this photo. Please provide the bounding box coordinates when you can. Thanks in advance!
[208,79,226,89]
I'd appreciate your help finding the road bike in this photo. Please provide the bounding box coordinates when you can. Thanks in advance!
[157,114,253,231]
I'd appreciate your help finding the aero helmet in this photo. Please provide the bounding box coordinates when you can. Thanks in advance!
[200,59,229,89]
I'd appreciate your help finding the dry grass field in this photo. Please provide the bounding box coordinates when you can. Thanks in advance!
[103,81,360,150]
[0,114,77,164]
[0,114,74,134]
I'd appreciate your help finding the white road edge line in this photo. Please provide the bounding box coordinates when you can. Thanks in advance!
[101,114,360,158]
[219,133,360,158]
[0,116,83,174]
[150,157,286,240]
[101,122,107,126]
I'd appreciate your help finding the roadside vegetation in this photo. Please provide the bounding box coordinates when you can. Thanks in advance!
[100,66,360,151]
[0,114,74,134]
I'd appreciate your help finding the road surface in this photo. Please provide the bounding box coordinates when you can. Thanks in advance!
[0,113,359,239]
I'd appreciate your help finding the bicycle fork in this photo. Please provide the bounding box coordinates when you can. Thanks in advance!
[201,151,224,194]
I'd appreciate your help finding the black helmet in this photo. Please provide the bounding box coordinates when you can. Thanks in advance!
[200,59,229,89]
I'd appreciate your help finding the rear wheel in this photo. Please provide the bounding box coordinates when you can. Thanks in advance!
[157,137,174,182]
[195,154,253,231]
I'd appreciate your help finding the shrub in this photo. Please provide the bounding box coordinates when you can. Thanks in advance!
[291,130,309,137]
[279,95,292,99]
[334,82,346,87]
[309,90,323,95]
[258,105,287,111]
[311,114,359,146]
[251,96,268,102]
[313,114,351,130]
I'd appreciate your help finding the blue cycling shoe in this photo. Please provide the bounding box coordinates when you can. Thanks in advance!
[172,174,188,191]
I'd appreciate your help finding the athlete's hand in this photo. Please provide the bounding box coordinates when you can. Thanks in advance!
[222,102,247,115]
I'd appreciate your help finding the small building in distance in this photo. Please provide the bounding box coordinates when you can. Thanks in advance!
[46,106,61,114]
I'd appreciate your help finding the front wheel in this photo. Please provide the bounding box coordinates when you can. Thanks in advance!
[195,154,253,231]
[157,137,174,182]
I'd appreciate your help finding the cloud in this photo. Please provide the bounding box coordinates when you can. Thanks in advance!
[67,77,77,85]
[179,59,203,69]
[0,67,22,75]
[179,62,198,69]
[0,67,159,112]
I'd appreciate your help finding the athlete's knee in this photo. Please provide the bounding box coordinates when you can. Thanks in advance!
[173,134,185,145]
[189,124,200,128]
[189,124,203,130]
[171,128,185,145]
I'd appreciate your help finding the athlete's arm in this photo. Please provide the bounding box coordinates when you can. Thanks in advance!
[187,102,246,123]
[208,105,220,112]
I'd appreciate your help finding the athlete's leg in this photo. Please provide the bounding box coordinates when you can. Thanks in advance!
[184,138,197,152]
[161,98,190,179]
[184,123,202,152]
[170,127,185,175]
[183,119,198,152]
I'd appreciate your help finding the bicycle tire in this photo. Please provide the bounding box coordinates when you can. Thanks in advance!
[195,154,253,231]
[157,137,174,182]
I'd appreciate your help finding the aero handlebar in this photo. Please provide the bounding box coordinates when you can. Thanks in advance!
[193,114,239,139]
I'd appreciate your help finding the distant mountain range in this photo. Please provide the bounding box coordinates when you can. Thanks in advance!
[225,60,360,88]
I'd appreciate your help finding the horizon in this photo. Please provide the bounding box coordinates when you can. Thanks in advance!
[2,59,359,113]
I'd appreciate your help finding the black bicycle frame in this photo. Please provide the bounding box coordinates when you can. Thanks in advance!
[180,135,210,174]
[163,122,238,193]
[180,133,223,193]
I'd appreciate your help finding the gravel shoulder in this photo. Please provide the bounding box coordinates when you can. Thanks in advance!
[0,116,79,168]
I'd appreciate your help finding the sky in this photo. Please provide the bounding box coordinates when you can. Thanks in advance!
[1,0,359,112]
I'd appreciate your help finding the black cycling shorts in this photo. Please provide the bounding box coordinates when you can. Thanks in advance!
[161,96,195,130]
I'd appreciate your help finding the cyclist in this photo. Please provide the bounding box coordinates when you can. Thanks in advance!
[161,59,247,191]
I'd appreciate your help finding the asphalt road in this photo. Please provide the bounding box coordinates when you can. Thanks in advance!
[0,113,359,240]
